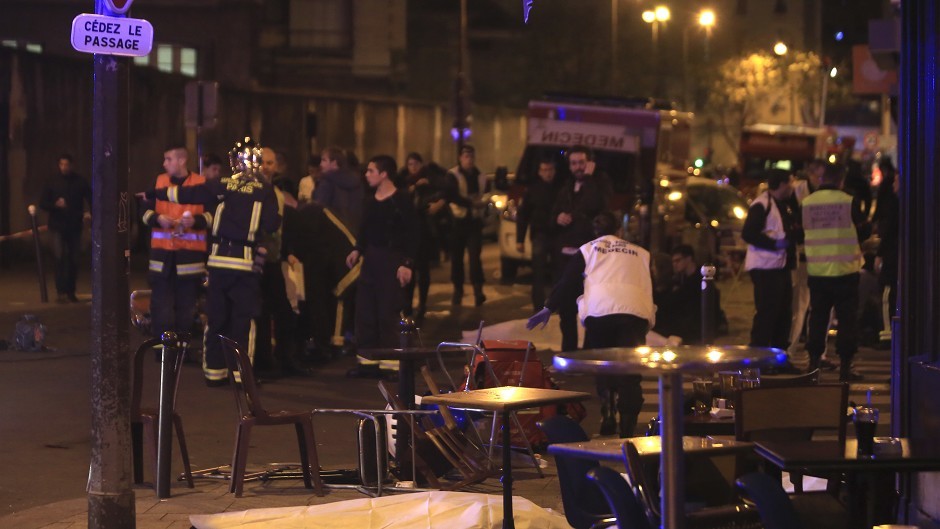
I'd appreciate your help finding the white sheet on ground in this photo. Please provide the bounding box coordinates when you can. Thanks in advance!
[189,491,573,529]
[460,318,677,352]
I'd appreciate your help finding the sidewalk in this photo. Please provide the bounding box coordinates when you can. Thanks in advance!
[1,462,563,529]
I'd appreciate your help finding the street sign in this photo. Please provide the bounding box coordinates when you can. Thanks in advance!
[70,13,153,57]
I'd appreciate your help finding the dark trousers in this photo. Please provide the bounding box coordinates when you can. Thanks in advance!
[583,314,648,437]
[404,241,432,315]
[554,252,582,352]
[51,230,82,295]
[204,269,261,381]
[807,273,860,362]
[749,268,792,349]
[149,265,200,340]
[356,247,406,349]
[255,261,300,372]
[450,219,483,289]
[530,234,552,309]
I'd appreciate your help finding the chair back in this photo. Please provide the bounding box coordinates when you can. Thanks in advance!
[735,472,804,529]
[537,416,611,529]
[758,368,820,388]
[622,440,662,527]
[132,336,187,415]
[218,335,268,420]
[734,383,847,446]
[586,466,652,529]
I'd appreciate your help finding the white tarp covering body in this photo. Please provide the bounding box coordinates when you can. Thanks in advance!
[190,491,574,529]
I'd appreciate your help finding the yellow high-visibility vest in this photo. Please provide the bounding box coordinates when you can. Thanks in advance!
[802,189,862,277]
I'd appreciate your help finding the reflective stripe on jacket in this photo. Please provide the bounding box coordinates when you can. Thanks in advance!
[802,189,862,277]
[148,173,209,253]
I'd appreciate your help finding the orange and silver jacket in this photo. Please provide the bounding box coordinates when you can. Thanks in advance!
[142,172,212,277]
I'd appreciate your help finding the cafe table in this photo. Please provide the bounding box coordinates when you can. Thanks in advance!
[421,386,591,529]
[755,438,940,528]
[553,345,784,529]
[547,435,754,463]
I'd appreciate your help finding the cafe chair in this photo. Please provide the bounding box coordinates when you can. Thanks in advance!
[622,441,763,529]
[131,336,194,490]
[218,335,324,497]
[585,465,651,529]
[734,383,847,493]
[537,415,613,529]
[735,472,804,529]
[757,368,820,388]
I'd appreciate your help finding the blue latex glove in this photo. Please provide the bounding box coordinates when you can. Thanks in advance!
[526,307,552,330]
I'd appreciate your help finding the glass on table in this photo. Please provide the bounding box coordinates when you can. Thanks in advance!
[692,379,713,414]
[738,367,761,389]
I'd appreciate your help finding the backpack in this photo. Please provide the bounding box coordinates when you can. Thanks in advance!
[13,314,46,352]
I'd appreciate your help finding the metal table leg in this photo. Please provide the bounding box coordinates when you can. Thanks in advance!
[660,372,685,529]
[501,410,515,529]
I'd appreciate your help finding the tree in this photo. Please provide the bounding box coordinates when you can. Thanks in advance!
[705,50,851,155]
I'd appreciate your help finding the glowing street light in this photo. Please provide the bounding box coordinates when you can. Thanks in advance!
[698,9,715,28]
[642,5,671,96]
[774,41,788,56]
[654,5,671,22]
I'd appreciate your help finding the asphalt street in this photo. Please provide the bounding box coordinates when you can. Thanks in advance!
[0,240,892,518]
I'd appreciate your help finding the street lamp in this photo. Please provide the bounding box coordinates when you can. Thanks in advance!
[642,5,671,97]
[682,8,717,108]
[773,41,796,124]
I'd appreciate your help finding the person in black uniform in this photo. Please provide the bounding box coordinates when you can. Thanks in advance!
[140,138,281,386]
[550,145,612,352]
[443,145,488,306]
[39,154,92,303]
[399,153,446,324]
[346,155,418,378]
[515,156,562,309]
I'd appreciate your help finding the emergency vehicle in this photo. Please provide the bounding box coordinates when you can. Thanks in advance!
[497,96,743,283]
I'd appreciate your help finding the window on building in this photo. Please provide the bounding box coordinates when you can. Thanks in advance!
[2,39,43,53]
[133,43,198,78]
[289,0,351,50]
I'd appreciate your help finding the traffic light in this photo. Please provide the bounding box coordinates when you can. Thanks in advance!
[694,158,705,169]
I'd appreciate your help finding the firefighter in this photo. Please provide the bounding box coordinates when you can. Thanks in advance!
[140,138,281,386]
[141,145,212,354]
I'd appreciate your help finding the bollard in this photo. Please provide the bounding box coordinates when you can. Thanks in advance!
[27,205,49,303]
[156,331,180,498]
[700,264,717,344]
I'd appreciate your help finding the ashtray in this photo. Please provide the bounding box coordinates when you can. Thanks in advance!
[872,437,902,457]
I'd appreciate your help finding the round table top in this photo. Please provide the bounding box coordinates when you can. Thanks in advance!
[553,345,786,375]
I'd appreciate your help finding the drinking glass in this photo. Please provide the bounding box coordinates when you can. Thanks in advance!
[692,379,713,414]
[854,406,879,457]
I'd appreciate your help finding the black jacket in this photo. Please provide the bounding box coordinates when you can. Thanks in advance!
[516,177,562,244]
[551,172,612,250]
[39,171,92,234]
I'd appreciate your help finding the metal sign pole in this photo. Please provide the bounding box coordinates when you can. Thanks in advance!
[87,0,134,527]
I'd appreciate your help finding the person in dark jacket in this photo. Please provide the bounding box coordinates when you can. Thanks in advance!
[39,154,92,303]
[550,145,612,352]
[346,155,419,378]
[516,156,563,309]
[399,153,446,323]
[314,146,364,234]
[443,145,489,306]
[872,160,899,346]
